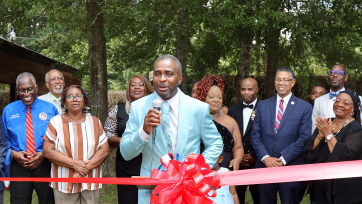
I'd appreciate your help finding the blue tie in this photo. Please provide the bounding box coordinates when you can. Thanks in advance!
[161,102,172,153]
[329,91,341,99]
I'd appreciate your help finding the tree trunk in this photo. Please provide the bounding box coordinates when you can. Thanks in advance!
[86,0,112,177]
[86,0,108,123]
[175,7,188,93]
[264,17,281,99]
[235,27,253,103]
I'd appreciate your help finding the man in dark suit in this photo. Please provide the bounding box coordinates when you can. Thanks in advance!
[251,67,312,204]
[228,78,260,204]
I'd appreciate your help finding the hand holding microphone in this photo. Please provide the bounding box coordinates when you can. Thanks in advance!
[143,99,163,136]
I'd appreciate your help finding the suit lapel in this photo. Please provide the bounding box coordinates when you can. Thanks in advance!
[269,96,277,134]
[277,94,297,135]
[175,89,188,154]
[146,93,167,154]
[322,94,330,119]
[244,99,259,136]
[237,104,244,135]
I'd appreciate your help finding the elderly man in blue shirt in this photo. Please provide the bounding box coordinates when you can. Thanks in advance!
[2,72,58,204]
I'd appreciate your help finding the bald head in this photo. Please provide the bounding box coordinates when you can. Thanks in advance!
[331,64,346,73]
[240,78,259,104]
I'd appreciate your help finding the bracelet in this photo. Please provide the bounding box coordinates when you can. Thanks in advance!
[316,134,322,140]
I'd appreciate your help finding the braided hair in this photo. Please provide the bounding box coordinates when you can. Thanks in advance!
[196,75,225,102]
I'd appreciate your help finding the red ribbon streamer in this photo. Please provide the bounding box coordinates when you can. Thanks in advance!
[2,157,362,203]
[1,160,362,186]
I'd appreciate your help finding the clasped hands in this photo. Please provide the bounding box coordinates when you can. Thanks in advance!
[264,156,284,168]
[240,153,256,166]
[71,160,91,178]
[315,117,334,140]
[11,150,44,170]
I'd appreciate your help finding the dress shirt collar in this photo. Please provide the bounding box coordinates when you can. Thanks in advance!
[277,92,292,104]
[243,98,257,107]
[156,88,180,111]
[50,92,61,103]
[329,87,345,94]
[20,96,39,111]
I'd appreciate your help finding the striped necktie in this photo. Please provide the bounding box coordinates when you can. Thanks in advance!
[26,106,36,159]
[275,99,284,135]
[54,98,60,108]
[161,102,172,153]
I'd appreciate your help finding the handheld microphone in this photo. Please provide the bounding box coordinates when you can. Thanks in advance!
[150,99,163,194]
[152,99,162,144]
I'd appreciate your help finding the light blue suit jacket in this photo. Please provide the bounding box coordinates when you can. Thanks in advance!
[120,89,223,204]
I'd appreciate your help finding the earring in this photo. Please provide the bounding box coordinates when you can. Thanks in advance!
[351,112,354,116]
[219,108,222,115]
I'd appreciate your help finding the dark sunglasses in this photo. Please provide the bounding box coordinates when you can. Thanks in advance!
[329,70,346,76]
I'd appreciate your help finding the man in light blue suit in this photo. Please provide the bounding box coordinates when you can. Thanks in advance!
[120,54,223,204]
[251,67,312,204]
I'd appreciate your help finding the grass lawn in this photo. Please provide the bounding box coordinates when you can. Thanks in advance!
[3,184,312,204]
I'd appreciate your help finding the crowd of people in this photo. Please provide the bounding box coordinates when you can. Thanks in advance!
[0,55,360,204]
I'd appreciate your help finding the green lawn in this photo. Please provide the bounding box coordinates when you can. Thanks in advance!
[3,184,312,204]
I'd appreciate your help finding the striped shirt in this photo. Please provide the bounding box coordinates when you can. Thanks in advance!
[43,114,108,193]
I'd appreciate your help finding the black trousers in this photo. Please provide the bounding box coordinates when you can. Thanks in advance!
[10,159,54,204]
[236,184,260,204]
[237,163,260,204]
[116,168,138,204]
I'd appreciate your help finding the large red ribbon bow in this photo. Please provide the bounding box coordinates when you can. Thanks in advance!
[150,153,221,204]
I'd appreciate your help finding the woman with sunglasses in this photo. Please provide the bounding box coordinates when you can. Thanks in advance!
[304,90,362,204]
[43,85,110,204]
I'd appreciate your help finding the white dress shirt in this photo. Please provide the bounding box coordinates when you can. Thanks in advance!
[328,87,345,118]
[262,92,292,166]
[242,99,258,135]
[138,91,180,154]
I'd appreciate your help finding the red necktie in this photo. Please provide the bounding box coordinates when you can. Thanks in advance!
[26,106,35,159]
[275,99,284,135]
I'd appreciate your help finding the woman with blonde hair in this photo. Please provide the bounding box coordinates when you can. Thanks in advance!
[104,75,153,204]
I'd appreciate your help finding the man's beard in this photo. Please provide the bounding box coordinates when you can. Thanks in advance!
[331,83,342,89]
[156,83,178,99]
[53,84,64,94]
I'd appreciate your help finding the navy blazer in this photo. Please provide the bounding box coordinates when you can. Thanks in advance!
[251,94,312,166]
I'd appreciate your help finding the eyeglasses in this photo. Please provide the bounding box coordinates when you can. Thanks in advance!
[329,70,346,76]
[275,78,294,82]
[334,99,353,106]
[66,95,84,101]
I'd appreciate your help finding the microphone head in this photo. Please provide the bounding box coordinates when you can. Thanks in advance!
[152,99,162,108]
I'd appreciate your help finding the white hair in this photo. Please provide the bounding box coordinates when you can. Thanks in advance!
[45,69,64,82]
[16,72,37,86]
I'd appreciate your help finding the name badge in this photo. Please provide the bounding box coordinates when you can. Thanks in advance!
[39,112,48,121]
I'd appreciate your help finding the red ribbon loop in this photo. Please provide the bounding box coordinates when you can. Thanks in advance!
[150,153,220,204]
